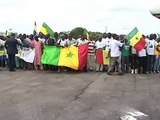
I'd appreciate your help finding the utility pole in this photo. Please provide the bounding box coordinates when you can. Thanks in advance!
[105,26,107,33]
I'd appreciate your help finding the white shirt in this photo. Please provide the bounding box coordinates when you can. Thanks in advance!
[0,39,5,47]
[95,40,105,49]
[38,38,45,43]
[138,48,146,57]
[146,39,158,55]
[102,37,111,51]
[132,47,137,54]
[77,39,88,46]
[109,39,123,57]
[57,39,68,47]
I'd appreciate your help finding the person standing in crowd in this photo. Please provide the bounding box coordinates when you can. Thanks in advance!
[5,33,22,71]
[56,34,69,72]
[102,33,111,71]
[44,34,54,70]
[21,34,31,70]
[138,35,147,74]
[87,37,95,71]
[106,34,123,75]
[76,34,88,46]
[153,37,160,73]
[0,36,6,68]
[54,32,59,45]
[38,32,45,43]
[44,34,54,46]
[15,34,23,69]
[130,47,138,74]
[68,35,77,46]
[76,34,89,72]
[138,48,147,74]
[121,39,131,73]
[95,35,106,72]
[33,36,43,70]
[146,34,158,73]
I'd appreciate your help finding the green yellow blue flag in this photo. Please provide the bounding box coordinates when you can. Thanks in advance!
[40,22,54,38]
[83,28,89,40]
[33,21,37,36]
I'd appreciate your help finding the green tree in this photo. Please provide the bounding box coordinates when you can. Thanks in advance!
[69,27,85,39]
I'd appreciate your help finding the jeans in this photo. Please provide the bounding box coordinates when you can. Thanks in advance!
[147,55,154,72]
[153,55,160,72]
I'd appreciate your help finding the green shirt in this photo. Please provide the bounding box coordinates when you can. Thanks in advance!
[122,44,130,56]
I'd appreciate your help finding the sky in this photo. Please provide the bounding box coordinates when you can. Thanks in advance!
[1,0,160,35]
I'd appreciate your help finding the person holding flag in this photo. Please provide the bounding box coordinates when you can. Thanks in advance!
[33,21,37,36]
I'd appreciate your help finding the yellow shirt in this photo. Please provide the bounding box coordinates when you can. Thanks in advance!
[154,42,160,55]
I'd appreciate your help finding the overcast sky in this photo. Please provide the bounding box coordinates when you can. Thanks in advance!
[0,0,160,35]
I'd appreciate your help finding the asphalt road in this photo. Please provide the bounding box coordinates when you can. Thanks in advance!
[0,68,160,120]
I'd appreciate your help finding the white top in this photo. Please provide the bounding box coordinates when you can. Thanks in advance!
[38,38,45,43]
[146,39,158,55]
[132,47,137,54]
[0,39,5,47]
[102,37,111,51]
[95,41,105,49]
[77,39,88,46]
[109,39,123,57]
[57,39,68,47]
[138,48,147,57]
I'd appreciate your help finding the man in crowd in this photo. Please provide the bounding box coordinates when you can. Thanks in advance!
[107,34,123,75]
[5,33,22,71]
[95,35,105,72]
[146,34,158,73]
[87,36,95,71]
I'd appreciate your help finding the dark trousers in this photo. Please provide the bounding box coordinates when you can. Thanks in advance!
[121,56,129,72]
[130,54,138,69]
[8,54,16,71]
[147,55,154,72]
[138,56,147,73]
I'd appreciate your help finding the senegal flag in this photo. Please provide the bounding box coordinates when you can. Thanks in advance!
[41,43,88,70]
[96,49,110,65]
[127,27,146,52]
[40,22,54,38]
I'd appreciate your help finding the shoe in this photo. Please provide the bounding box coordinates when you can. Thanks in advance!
[153,71,156,74]
[135,69,138,74]
[142,71,147,74]
[106,72,112,75]
[9,69,16,72]
[118,72,123,75]
[131,69,134,74]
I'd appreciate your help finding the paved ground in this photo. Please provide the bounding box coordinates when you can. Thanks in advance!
[0,68,160,120]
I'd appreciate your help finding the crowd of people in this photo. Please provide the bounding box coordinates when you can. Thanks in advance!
[0,32,160,75]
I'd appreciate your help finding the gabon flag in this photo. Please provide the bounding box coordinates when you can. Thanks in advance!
[33,21,37,36]
[41,43,88,70]
[83,28,90,40]
[126,27,146,52]
[40,22,54,38]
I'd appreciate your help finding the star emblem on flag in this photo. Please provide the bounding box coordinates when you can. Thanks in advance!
[67,52,73,58]
[135,37,139,40]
